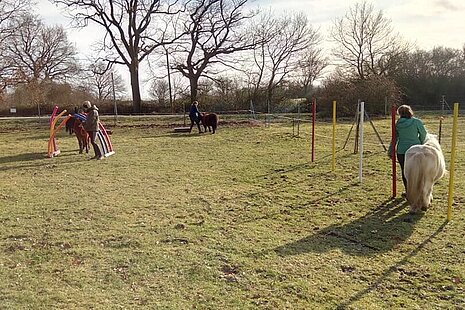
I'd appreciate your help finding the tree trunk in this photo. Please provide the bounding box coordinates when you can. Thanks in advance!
[166,50,173,114]
[266,86,273,114]
[189,76,198,103]
[130,62,142,113]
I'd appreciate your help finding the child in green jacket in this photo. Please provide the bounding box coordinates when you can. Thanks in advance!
[388,105,427,195]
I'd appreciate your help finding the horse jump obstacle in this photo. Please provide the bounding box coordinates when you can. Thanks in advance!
[48,106,71,157]
[47,106,115,158]
[174,127,191,133]
[72,112,115,157]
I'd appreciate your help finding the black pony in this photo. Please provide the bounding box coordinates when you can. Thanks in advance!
[200,113,219,134]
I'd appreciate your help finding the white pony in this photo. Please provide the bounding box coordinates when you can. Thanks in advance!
[404,133,446,213]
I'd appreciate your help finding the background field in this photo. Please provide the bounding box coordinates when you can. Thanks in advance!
[0,113,464,309]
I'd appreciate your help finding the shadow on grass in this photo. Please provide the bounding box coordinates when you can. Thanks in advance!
[0,150,86,171]
[0,152,48,164]
[136,130,210,139]
[165,132,213,138]
[275,197,421,257]
[257,148,385,180]
[336,221,448,309]
[14,133,52,140]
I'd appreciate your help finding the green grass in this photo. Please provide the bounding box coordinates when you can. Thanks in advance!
[0,114,464,309]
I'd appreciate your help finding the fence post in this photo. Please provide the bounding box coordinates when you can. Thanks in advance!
[438,117,443,144]
[358,101,364,183]
[311,98,316,162]
[332,101,336,172]
[112,72,118,126]
[447,103,459,221]
[391,104,397,198]
[354,100,360,154]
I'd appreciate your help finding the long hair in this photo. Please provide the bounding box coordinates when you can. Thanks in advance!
[397,105,413,118]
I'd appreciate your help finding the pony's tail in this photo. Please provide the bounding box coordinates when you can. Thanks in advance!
[406,153,426,209]
[213,114,218,130]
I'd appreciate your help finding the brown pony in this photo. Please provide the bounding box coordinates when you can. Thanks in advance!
[200,112,219,134]
[65,116,89,154]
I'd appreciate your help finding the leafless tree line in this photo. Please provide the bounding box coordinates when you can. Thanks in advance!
[44,0,327,113]
[1,0,463,115]
[0,0,127,111]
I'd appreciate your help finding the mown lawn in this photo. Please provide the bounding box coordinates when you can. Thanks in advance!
[0,113,464,309]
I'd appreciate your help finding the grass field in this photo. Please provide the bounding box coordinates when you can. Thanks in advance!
[0,113,464,309]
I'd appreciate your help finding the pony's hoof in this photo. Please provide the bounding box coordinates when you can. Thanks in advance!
[403,216,414,223]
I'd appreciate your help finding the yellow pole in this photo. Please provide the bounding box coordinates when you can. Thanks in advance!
[447,103,459,221]
[332,100,336,172]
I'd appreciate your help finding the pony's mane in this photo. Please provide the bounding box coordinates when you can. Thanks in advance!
[424,133,441,150]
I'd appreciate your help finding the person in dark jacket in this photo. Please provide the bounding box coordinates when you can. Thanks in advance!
[388,105,427,195]
[189,101,202,133]
[82,101,103,160]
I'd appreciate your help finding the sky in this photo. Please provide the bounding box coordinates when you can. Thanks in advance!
[255,0,465,50]
[36,0,465,99]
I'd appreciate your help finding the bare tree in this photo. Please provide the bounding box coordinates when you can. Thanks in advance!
[297,47,328,99]
[149,79,169,107]
[82,61,126,103]
[250,11,320,112]
[243,11,276,110]
[390,46,465,106]
[170,73,189,103]
[172,0,257,103]
[211,75,244,109]
[331,1,408,79]
[53,0,184,113]
[4,13,78,110]
[0,0,29,34]
[0,0,31,90]
[6,13,78,82]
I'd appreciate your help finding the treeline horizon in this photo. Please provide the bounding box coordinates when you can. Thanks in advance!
[0,1,464,117]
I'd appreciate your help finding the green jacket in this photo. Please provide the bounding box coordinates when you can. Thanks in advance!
[388,117,427,155]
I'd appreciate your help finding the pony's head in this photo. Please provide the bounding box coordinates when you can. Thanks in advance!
[424,133,441,150]
[425,133,437,140]
[65,117,75,134]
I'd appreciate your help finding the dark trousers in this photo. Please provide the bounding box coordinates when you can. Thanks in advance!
[89,131,102,157]
[189,116,202,133]
[397,153,407,192]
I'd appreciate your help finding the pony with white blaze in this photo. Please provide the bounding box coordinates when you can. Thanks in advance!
[404,133,445,213]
